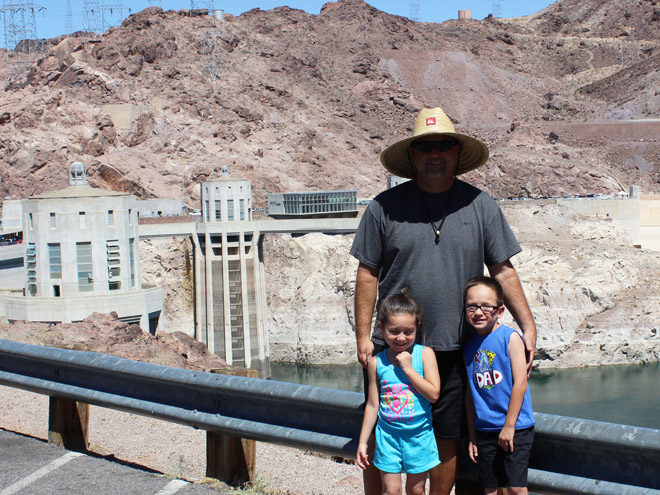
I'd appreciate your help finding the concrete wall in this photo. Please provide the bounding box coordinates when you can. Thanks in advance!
[640,196,660,251]
[136,198,184,218]
[1,200,22,233]
[557,197,641,245]
[138,218,360,239]
[0,286,162,329]
[557,195,660,251]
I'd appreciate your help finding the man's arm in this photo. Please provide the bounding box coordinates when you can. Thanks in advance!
[355,262,379,368]
[499,332,529,452]
[487,260,537,373]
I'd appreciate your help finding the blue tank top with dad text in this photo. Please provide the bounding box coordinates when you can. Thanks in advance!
[464,325,535,431]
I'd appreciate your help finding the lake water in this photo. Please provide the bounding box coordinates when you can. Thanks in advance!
[270,361,660,430]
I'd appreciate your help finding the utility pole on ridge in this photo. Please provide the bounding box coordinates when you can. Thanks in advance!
[0,0,45,82]
[190,0,214,13]
[82,0,124,34]
[409,0,421,22]
[492,0,503,18]
[65,0,73,34]
[1,0,44,53]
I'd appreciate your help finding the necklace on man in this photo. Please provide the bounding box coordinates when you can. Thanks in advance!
[417,184,454,244]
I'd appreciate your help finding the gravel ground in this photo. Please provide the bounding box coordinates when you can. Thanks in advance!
[0,385,364,494]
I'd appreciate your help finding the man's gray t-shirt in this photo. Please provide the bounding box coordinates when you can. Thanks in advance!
[350,179,521,351]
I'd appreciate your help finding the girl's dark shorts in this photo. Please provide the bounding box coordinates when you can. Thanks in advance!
[476,426,534,488]
[363,346,466,441]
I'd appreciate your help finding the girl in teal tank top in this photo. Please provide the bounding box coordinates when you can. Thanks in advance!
[357,290,441,495]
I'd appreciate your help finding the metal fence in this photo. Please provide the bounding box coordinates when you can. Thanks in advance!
[0,339,659,494]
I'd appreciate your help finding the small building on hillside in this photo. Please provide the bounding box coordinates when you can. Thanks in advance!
[0,162,162,332]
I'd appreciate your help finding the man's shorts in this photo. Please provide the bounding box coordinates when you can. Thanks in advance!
[373,422,440,474]
[431,350,466,440]
[476,426,534,488]
[362,345,466,441]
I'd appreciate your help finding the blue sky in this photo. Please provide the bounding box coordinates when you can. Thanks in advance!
[9,0,557,41]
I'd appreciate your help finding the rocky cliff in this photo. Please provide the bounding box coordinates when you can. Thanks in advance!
[0,0,658,206]
[260,202,660,369]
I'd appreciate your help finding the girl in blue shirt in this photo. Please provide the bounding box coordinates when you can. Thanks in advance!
[357,289,441,495]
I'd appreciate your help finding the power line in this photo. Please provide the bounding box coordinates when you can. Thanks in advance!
[82,0,124,34]
[190,0,214,13]
[65,0,73,33]
[409,0,422,22]
[492,0,503,18]
[1,1,45,52]
[200,29,222,88]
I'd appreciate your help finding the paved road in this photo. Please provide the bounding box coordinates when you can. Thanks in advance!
[0,429,224,495]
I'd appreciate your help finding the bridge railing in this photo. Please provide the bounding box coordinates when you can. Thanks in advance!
[0,339,659,494]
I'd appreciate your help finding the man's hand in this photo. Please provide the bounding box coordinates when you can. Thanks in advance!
[488,259,537,376]
[468,441,479,464]
[524,340,536,376]
[354,263,379,368]
[357,337,374,368]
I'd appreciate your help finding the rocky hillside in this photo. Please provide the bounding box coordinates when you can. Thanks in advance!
[0,312,229,371]
[0,0,658,207]
[260,202,660,369]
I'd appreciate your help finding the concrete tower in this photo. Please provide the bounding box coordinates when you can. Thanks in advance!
[193,173,269,374]
[1,163,162,331]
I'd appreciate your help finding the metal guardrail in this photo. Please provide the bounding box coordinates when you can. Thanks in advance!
[0,339,363,456]
[0,339,659,494]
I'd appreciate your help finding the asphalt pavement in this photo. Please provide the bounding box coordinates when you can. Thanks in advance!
[0,429,224,495]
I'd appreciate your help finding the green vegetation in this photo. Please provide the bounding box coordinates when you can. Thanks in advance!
[229,478,292,495]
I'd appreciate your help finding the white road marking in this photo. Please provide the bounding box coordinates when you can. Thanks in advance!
[0,451,84,495]
[155,479,190,495]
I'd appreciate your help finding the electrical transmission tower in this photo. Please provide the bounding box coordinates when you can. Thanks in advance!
[629,26,637,66]
[1,1,44,54]
[492,0,503,18]
[409,0,422,22]
[147,0,162,6]
[82,0,124,34]
[201,29,222,88]
[65,0,73,33]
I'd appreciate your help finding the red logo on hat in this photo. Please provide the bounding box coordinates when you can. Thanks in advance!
[426,117,436,126]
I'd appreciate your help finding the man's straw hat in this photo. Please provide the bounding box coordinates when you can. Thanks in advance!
[380,107,489,179]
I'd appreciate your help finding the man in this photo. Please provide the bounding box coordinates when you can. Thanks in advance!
[350,107,537,495]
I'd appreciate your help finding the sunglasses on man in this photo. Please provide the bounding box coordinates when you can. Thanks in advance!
[410,140,459,153]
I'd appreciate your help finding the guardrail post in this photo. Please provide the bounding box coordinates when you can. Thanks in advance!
[206,367,257,485]
[48,396,89,452]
